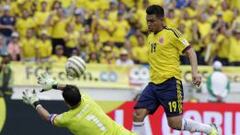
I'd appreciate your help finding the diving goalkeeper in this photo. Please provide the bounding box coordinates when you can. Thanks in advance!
[22,73,135,135]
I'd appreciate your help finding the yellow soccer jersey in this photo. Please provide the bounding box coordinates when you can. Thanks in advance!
[121,0,135,8]
[135,9,148,32]
[223,10,234,23]
[112,20,130,43]
[98,0,109,11]
[74,22,84,32]
[36,39,52,58]
[147,27,190,84]
[59,0,73,8]
[132,45,148,64]
[20,37,37,59]
[149,0,164,5]
[229,37,240,62]
[108,10,118,22]
[98,19,113,43]
[84,0,100,11]
[51,16,70,38]
[34,11,50,26]
[129,35,138,48]
[52,94,135,135]
[9,2,19,16]
[65,31,79,48]
[16,18,36,37]
[165,17,180,29]
[89,42,103,53]
[230,0,240,10]
[49,55,67,64]
[216,34,230,59]
[197,21,211,38]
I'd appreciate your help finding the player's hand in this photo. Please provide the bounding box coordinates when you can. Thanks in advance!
[192,73,202,87]
[37,72,58,92]
[22,89,39,108]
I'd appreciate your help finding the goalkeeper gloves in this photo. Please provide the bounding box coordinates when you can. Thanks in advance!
[22,89,40,109]
[37,72,58,92]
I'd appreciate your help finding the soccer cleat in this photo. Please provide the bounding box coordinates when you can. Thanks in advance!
[208,124,219,135]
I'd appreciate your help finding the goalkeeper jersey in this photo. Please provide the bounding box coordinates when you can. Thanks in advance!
[51,94,135,135]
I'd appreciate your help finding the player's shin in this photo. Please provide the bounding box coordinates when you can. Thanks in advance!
[182,118,212,134]
[132,122,147,135]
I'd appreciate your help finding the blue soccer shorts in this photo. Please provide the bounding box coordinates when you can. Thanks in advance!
[134,77,184,117]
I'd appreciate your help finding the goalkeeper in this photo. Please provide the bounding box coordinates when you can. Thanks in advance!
[22,73,135,135]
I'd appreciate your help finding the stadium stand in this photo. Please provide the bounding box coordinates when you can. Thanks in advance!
[0,0,239,66]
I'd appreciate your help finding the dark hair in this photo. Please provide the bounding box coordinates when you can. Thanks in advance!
[62,85,81,107]
[146,5,164,18]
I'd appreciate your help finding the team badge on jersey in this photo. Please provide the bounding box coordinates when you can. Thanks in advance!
[181,38,189,46]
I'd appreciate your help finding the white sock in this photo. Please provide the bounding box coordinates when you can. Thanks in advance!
[132,122,146,135]
[182,118,212,134]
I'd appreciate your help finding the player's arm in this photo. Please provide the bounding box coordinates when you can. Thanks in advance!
[22,89,58,124]
[171,29,202,87]
[52,84,68,91]
[36,105,51,122]
[185,46,202,87]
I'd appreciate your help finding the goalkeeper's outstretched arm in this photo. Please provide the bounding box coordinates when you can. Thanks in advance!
[51,84,68,91]
[36,104,52,122]
[22,89,58,123]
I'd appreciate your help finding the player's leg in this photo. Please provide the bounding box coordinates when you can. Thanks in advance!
[167,115,217,134]
[133,108,148,135]
[133,108,149,122]
[167,115,182,129]
[159,78,218,135]
[133,83,160,135]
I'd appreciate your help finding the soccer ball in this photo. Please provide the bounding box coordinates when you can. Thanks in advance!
[65,56,86,78]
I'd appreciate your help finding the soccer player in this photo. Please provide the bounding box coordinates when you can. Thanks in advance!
[132,5,218,135]
[22,73,135,135]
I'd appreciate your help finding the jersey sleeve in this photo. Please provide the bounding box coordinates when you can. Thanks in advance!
[50,113,67,127]
[171,29,190,54]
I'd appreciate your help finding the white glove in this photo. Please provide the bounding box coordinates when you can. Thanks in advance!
[37,72,58,92]
[22,89,39,108]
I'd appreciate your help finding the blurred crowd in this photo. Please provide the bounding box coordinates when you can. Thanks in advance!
[0,0,240,66]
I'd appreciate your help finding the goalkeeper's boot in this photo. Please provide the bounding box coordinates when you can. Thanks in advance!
[208,123,219,135]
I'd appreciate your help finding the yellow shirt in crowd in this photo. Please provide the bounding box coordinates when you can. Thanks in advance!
[112,20,130,43]
[223,10,234,24]
[35,0,54,11]
[132,45,148,64]
[197,21,211,38]
[36,39,52,58]
[16,18,36,37]
[89,42,103,53]
[50,55,67,64]
[98,19,113,43]
[135,8,148,32]
[20,37,37,59]
[129,35,138,48]
[108,10,118,22]
[34,11,50,26]
[51,16,70,38]
[65,31,80,48]
[229,37,240,62]
[216,34,230,59]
